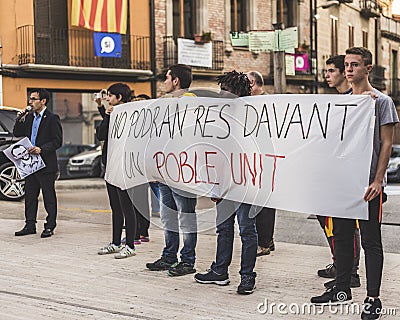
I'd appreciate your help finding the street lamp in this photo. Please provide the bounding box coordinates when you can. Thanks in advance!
[310,0,340,93]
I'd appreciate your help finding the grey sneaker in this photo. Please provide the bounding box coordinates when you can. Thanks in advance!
[98,243,123,255]
[114,245,135,259]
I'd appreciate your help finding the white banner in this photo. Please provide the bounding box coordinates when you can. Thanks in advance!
[106,94,375,220]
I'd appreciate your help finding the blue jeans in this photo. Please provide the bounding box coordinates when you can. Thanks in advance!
[159,183,197,265]
[211,199,257,277]
[149,182,160,213]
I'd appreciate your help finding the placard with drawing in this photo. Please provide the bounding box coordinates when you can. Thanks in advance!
[3,137,46,178]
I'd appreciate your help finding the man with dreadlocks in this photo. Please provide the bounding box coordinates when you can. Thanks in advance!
[194,71,258,295]
[216,70,252,97]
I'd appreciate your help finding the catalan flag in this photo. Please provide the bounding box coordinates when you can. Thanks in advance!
[71,0,128,34]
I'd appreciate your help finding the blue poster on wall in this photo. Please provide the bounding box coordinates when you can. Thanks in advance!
[93,32,122,58]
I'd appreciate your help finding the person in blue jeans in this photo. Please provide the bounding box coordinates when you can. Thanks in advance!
[149,182,160,217]
[146,64,198,276]
[194,71,258,295]
[195,199,257,294]
[147,185,197,275]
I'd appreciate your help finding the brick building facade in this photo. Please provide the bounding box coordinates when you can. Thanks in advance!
[153,0,400,110]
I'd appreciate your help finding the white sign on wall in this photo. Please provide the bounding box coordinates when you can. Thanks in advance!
[285,54,295,75]
[249,31,276,52]
[177,38,212,68]
[105,94,375,220]
[249,27,298,52]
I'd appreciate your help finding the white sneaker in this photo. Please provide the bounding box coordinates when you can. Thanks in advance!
[98,243,123,255]
[114,245,136,259]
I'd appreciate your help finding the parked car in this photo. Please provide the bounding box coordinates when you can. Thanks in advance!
[387,144,400,182]
[57,144,96,179]
[67,145,103,178]
[0,106,25,201]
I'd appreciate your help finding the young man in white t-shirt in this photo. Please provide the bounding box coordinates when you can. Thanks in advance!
[311,47,399,320]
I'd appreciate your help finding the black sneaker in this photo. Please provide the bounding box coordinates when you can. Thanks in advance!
[317,263,336,278]
[237,274,256,295]
[324,274,361,289]
[311,286,352,305]
[167,262,196,277]
[361,297,382,320]
[146,258,174,271]
[194,269,230,285]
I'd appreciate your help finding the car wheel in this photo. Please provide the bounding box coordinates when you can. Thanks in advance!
[0,162,25,201]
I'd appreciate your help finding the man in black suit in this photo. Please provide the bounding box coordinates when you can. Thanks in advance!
[13,88,62,238]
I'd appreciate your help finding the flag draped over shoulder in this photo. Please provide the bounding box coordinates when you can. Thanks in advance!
[71,0,128,34]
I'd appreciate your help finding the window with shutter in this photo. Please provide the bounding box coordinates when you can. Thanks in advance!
[330,17,338,56]
[276,0,297,28]
[173,0,197,39]
[34,0,69,65]
[231,0,249,32]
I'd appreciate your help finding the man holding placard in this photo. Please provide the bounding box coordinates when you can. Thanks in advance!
[316,55,361,290]
[246,70,277,258]
[146,64,198,277]
[311,48,398,320]
[13,88,62,238]
[194,71,258,295]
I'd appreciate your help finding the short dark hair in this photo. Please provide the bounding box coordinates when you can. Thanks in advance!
[29,88,50,104]
[247,71,264,86]
[107,83,132,103]
[135,94,151,100]
[11,144,27,158]
[345,47,373,66]
[168,64,193,89]
[325,55,345,73]
[217,70,251,97]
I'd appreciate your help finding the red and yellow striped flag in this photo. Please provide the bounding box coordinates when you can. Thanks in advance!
[71,0,128,34]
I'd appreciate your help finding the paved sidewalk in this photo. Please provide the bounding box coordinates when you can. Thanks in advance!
[1,178,399,319]
[0,216,399,320]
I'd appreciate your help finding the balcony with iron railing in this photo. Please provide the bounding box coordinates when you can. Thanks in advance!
[16,25,151,72]
[163,36,224,73]
[359,0,381,18]
[381,16,400,42]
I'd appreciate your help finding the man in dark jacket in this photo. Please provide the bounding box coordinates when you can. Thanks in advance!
[13,88,62,238]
